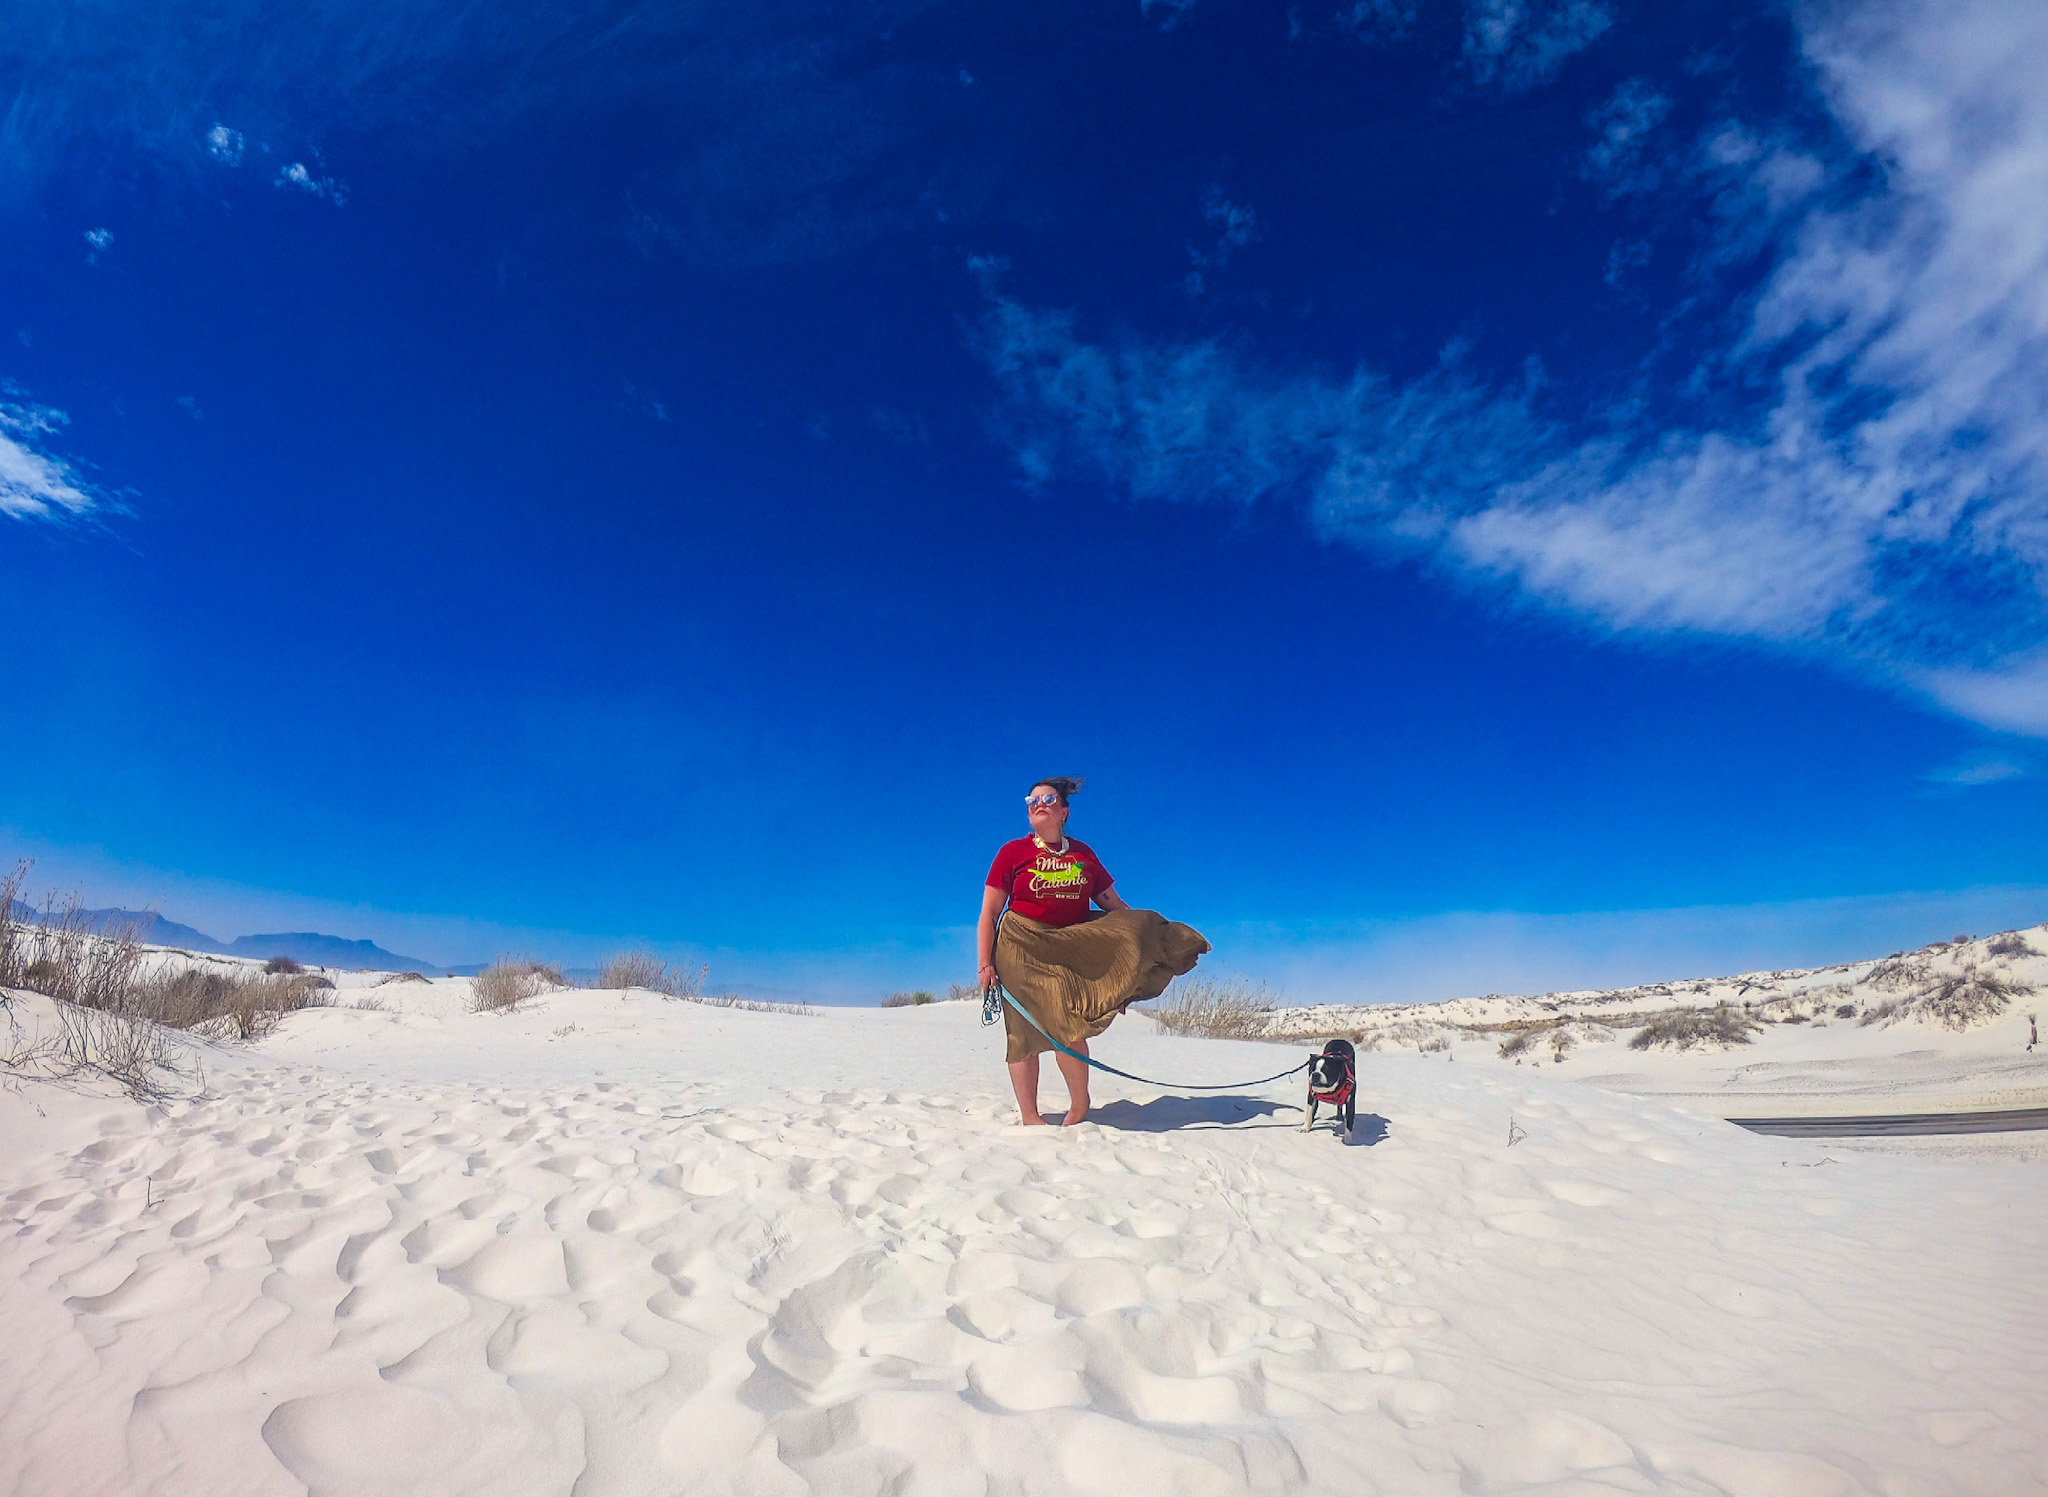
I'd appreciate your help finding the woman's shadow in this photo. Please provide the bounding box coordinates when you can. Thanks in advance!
[1084,1095,1390,1142]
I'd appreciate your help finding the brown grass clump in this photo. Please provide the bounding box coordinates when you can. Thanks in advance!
[471,958,566,1013]
[1150,978,1275,1040]
[377,970,431,985]
[1497,1028,1540,1060]
[131,967,326,1039]
[1986,932,2034,958]
[263,955,305,975]
[881,990,936,1008]
[595,951,706,997]
[1628,1004,1759,1051]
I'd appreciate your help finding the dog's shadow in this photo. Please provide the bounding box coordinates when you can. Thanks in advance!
[1343,1112,1391,1147]
[1082,1095,1295,1132]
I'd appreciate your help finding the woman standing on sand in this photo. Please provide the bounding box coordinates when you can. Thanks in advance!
[978,777,1209,1126]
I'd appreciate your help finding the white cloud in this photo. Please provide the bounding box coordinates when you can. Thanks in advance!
[1923,749,2027,787]
[206,124,245,164]
[1462,0,1613,92]
[979,0,2048,736]
[276,161,346,203]
[0,396,105,522]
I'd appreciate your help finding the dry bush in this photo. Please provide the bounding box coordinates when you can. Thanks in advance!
[6,894,147,1011]
[1416,1034,1450,1054]
[1551,1028,1577,1062]
[1986,932,2033,958]
[946,982,979,1002]
[1865,954,1927,991]
[0,862,29,987]
[881,989,935,1008]
[1497,1028,1540,1060]
[1151,978,1275,1040]
[1860,965,2027,1030]
[1628,1004,1759,1051]
[683,992,816,1016]
[377,970,431,985]
[471,959,563,1013]
[48,1001,177,1099]
[128,967,327,1039]
[263,955,304,975]
[595,951,705,997]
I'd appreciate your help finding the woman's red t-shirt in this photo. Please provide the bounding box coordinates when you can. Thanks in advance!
[986,836,1115,927]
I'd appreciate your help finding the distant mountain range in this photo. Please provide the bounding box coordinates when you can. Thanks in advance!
[5,902,451,974]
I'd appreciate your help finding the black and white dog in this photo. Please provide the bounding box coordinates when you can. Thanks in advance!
[1301,1038,1357,1135]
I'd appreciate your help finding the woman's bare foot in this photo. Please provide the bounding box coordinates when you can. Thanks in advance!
[1019,1113,1050,1126]
[1062,1102,1089,1126]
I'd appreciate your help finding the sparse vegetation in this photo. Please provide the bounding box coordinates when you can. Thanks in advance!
[1628,1004,1759,1051]
[1986,932,2033,958]
[881,989,936,1008]
[377,970,431,985]
[263,955,304,975]
[471,958,566,1013]
[595,951,706,997]
[946,982,979,1002]
[1860,965,2028,1030]
[1497,1028,1539,1060]
[1150,978,1276,1040]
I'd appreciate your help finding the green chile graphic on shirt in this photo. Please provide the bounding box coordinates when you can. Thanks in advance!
[1029,856,1088,896]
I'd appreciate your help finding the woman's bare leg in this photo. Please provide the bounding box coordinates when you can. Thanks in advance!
[1008,1054,1048,1125]
[1054,1040,1090,1125]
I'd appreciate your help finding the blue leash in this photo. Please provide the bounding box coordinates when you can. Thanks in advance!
[987,981,1310,1090]
[980,900,1309,1092]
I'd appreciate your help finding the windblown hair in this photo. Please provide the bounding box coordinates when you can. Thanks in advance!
[1030,776,1085,804]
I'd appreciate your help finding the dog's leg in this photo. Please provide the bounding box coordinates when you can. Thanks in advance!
[1300,1084,1317,1133]
[1343,1095,1355,1134]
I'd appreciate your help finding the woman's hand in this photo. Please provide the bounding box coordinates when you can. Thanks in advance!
[978,962,998,993]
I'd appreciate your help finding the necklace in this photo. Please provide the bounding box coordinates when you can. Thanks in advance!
[1032,833,1070,855]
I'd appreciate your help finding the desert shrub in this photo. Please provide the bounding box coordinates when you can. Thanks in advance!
[1551,1028,1577,1061]
[1835,1004,1857,1019]
[1416,1034,1450,1054]
[881,989,937,1008]
[263,955,304,975]
[377,970,431,985]
[946,982,979,1002]
[1986,932,2033,958]
[1860,966,2027,1030]
[471,959,564,1012]
[1497,1028,1539,1060]
[3,895,147,1011]
[1151,978,1275,1040]
[1628,1004,1759,1051]
[128,967,326,1039]
[595,951,705,997]
[1865,955,1926,991]
[683,992,816,1015]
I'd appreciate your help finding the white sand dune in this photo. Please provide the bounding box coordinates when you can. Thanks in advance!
[3,974,2047,1496]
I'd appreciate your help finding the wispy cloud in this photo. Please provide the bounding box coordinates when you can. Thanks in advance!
[1462,0,1613,92]
[978,0,2048,735]
[1924,750,2027,787]
[0,394,107,522]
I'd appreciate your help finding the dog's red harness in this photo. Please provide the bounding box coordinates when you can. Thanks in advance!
[1309,1058,1355,1106]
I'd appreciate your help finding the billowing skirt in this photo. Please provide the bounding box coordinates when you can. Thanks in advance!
[995,909,1210,1065]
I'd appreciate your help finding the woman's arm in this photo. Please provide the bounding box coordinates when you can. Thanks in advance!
[976,883,1007,991]
[1095,886,1129,913]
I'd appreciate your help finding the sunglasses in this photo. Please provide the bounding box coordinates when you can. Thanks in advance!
[1025,792,1063,809]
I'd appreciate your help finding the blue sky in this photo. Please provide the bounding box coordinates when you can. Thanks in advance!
[3,0,2045,1000]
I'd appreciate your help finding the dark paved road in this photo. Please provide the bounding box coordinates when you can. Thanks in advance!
[1727,1107,2048,1138]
